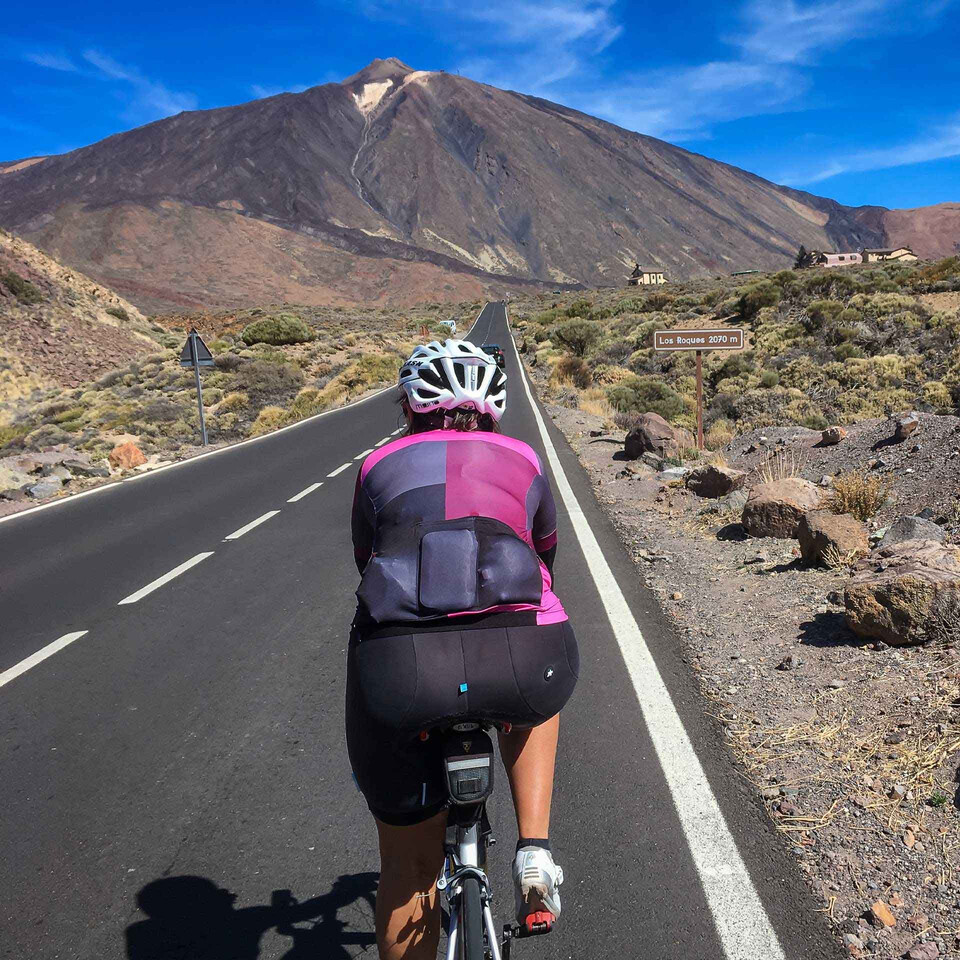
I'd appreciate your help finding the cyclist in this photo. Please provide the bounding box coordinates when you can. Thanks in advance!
[347,338,579,960]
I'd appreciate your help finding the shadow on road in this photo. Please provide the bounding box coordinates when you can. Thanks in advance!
[125,873,378,959]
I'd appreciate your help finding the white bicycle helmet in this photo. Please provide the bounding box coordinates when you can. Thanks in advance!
[399,339,506,421]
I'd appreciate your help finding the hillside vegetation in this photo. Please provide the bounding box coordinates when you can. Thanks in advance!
[0,299,466,464]
[511,257,960,446]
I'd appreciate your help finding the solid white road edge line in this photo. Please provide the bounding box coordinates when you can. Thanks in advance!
[327,462,353,478]
[354,448,375,459]
[509,318,786,960]
[224,511,280,541]
[287,482,323,503]
[0,631,89,690]
[117,553,215,605]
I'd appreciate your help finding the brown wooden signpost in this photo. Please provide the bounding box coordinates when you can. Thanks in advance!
[653,328,745,450]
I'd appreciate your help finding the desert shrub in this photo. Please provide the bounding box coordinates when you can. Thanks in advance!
[215,352,243,372]
[760,369,779,388]
[140,398,181,422]
[0,420,33,449]
[772,270,797,287]
[737,281,780,319]
[705,418,735,449]
[829,470,890,521]
[642,292,674,312]
[592,339,633,366]
[552,355,592,389]
[241,314,313,346]
[1,269,42,305]
[218,391,247,413]
[286,388,329,421]
[922,380,953,409]
[805,299,844,330]
[235,360,304,399]
[712,353,755,386]
[248,406,289,437]
[835,343,864,360]
[106,306,130,321]
[565,299,593,318]
[553,320,600,357]
[605,376,684,421]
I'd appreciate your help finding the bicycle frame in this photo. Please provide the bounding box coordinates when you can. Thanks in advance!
[439,813,502,960]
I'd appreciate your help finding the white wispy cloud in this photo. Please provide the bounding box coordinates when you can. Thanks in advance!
[732,0,896,65]
[83,50,198,121]
[23,51,78,72]
[782,113,960,184]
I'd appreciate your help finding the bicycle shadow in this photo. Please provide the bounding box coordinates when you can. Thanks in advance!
[125,872,378,959]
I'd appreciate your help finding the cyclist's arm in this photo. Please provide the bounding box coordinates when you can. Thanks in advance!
[351,472,375,573]
[531,472,558,576]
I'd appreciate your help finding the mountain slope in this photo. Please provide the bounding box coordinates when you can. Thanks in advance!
[0,228,159,420]
[0,58,955,310]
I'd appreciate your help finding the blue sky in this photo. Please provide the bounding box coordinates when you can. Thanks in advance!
[3,0,958,209]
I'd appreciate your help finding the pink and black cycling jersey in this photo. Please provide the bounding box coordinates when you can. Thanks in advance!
[351,430,566,628]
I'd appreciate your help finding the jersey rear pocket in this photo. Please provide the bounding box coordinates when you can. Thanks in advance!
[418,529,479,614]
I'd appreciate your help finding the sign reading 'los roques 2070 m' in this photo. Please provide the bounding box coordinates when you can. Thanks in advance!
[653,327,745,449]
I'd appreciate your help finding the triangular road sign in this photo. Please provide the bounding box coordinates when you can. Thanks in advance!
[179,329,216,368]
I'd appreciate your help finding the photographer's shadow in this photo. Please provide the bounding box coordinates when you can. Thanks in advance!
[125,873,378,959]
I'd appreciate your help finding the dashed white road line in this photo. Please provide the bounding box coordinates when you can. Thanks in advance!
[390,428,401,435]
[354,448,374,460]
[327,462,353,478]
[287,482,323,503]
[224,511,280,541]
[118,553,215,605]
[0,632,89,690]
[508,309,786,960]
[374,436,393,447]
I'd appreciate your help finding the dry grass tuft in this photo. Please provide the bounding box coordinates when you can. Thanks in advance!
[829,470,891,521]
[756,447,805,484]
[821,543,863,571]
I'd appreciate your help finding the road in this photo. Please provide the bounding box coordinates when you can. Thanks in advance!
[0,302,840,959]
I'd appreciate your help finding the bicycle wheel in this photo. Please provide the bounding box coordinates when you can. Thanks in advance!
[458,876,485,960]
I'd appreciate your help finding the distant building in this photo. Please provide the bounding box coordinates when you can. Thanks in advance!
[816,251,862,268]
[862,246,918,263]
[628,263,667,286]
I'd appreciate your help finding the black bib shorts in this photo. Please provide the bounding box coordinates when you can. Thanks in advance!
[345,617,579,826]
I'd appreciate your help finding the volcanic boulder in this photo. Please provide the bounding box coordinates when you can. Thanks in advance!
[742,478,823,538]
[798,510,869,567]
[686,463,747,498]
[844,540,960,646]
[624,414,694,460]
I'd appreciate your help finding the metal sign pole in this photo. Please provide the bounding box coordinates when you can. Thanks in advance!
[696,350,704,451]
[190,330,208,446]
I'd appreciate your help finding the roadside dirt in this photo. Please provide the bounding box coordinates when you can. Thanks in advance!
[544,401,960,960]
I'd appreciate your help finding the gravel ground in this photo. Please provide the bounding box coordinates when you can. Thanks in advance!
[544,400,960,960]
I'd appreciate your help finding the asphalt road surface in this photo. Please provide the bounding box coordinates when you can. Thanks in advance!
[0,303,841,959]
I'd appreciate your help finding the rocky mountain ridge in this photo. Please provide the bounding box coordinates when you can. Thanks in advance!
[1,58,957,310]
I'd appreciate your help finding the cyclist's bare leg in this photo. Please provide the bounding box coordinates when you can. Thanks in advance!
[499,714,559,838]
[374,810,446,960]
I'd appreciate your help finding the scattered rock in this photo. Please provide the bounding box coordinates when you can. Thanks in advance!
[624,413,694,460]
[879,516,946,549]
[870,900,897,928]
[659,466,691,481]
[907,943,939,959]
[776,654,803,670]
[41,464,73,482]
[108,441,147,471]
[61,458,110,478]
[686,463,747,498]
[723,489,749,512]
[845,540,960,646]
[26,478,62,499]
[895,413,920,442]
[822,426,847,445]
[798,510,869,567]
[742,478,823,538]
[0,488,28,502]
[671,591,683,601]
